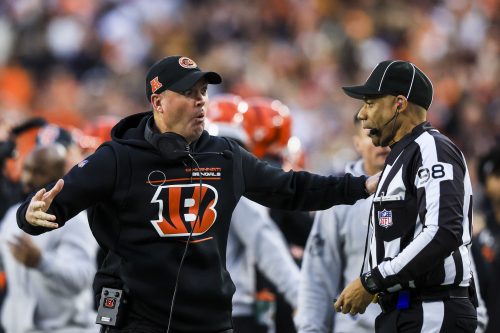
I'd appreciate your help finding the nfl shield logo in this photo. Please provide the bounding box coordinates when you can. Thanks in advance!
[378,209,393,228]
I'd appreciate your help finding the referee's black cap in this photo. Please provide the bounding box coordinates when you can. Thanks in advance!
[145,55,222,103]
[342,60,434,110]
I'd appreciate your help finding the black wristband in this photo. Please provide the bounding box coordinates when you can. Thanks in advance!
[360,271,380,294]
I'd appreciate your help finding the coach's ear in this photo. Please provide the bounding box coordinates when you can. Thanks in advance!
[151,93,163,114]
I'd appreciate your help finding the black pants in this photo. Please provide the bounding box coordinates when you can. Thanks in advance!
[232,316,268,333]
[375,298,477,333]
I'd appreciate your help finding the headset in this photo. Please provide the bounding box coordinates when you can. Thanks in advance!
[144,118,233,162]
[368,98,403,139]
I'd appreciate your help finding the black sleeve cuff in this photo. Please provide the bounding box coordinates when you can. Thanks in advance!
[361,175,370,197]
[351,174,370,200]
[371,267,386,291]
[361,268,385,294]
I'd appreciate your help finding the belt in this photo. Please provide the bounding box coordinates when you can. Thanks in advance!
[377,287,470,313]
[415,286,469,300]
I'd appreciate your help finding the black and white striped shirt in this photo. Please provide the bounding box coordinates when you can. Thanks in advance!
[368,122,473,292]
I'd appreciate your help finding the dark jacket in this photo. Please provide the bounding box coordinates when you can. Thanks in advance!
[17,111,368,332]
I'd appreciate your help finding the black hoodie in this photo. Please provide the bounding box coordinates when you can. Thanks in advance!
[17,111,368,332]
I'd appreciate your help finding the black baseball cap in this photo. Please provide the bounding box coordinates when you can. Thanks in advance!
[342,60,433,110]
[145,55,222,102]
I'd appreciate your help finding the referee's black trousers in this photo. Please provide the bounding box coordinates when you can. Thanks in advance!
[375,298,477,333]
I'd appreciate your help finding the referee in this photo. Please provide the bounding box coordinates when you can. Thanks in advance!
[334,60,478,333]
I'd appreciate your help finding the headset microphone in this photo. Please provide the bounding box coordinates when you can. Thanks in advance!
[368,111,397,137]
[221,150,233,160]
[368,101,402,137]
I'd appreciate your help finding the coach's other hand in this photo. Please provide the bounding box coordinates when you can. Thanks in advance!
[25,179,64,229]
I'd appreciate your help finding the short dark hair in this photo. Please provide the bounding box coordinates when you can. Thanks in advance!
[478,145,500,185]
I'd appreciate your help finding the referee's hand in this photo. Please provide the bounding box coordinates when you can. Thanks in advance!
[25,179,64,229]
[334,277,373,315]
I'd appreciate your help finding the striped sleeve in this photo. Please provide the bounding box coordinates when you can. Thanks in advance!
[373,131,471,289]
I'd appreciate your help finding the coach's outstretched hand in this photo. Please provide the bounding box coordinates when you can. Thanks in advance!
[25,179,64,229]
[365,171,380,195]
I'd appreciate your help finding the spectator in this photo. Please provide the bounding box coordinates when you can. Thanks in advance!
[0,144,97,333]
[295,114,389,332]
[475,145,500,333]
[1,0,496,175]
[207,94,300,333]
[244,96,314,333]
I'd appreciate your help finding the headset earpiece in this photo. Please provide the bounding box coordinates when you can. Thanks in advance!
[396,99,403,108]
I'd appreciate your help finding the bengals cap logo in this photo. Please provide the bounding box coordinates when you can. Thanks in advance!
[178,57,197,69]
[150,184,218,237]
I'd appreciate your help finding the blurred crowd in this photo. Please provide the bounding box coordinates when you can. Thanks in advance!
[0,0,499,332]
[0,0,498,174]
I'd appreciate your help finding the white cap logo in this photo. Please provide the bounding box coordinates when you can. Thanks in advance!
[179,57,197,69]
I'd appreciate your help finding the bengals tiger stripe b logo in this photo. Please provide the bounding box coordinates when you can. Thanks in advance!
[150,184,218,237]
